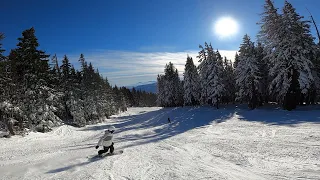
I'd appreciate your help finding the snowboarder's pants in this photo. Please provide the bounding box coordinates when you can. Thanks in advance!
[98,142,114,155]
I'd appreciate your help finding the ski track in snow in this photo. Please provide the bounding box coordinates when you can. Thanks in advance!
[0,106,319,180]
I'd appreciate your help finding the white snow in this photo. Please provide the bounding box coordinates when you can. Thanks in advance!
[0,106,319,180]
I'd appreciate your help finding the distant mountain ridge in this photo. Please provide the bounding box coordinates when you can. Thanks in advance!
[126,81,157,93]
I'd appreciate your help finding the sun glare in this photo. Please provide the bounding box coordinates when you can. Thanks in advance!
[214,17,239,39]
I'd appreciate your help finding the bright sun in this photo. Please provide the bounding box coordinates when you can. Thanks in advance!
[214,17,239,38]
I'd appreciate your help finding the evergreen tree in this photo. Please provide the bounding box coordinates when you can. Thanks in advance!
[0,33,5,61]
[255,42,269,104]
[0,33,16,135]
[197,43,210,105]
[233,52,240,69]
[197,43,225,108]
[10,28,61,132]
[0,33,8,101]
[173,69,183,106]
[183,56,200,106]
[210,50,226,109]
[1,28,131,134]
[312,49,320,103]
[51,54,60,78]
[164,62,182,107]
[257,0,282,52]
[235,35,262,109]
[113,86,127,112]
[257,0,317,110]
[119,87,156,107]
[156,74,165,106]
[268,1,315,110]
[156,62,183,107]
[83,63,99,122]
[103,77,116,118]
[282,1,315,108]
[60,55,73,122]
[67,65,85,126]
[222,56,236,104]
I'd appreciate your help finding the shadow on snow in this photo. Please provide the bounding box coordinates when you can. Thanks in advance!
[100,106,234,150]
[46,156,104,174]
[47,104,319,174]
[236,104,320,126]
[81,104,320,151]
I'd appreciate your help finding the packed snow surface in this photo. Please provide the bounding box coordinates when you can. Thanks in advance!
[0,106,319,180]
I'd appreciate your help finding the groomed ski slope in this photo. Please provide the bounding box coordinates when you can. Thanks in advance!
[0,106,319,180]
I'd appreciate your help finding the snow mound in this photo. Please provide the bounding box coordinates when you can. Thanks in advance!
[51,125,75,137]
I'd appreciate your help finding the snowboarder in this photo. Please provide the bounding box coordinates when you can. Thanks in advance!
[95,126,115,156]
[168,117,171,123]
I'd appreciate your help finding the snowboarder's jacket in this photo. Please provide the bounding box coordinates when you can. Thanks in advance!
[97,131,114,147]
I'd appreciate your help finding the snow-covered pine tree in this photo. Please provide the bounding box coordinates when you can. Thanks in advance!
[1,29,128,133]
[222,56,236,104]
[97,74,117,119]
[66,65,85,126]
[281,1,315,108]
[255,42,269,105]
[183,56,200,106]
[164,62,179,107]
[50,54,61,85]
[0,33,17,135]
[156,62,183,107]
[208,50,225,109]
[235,34,262,109]
[112,85,126,113]
[60,55,73,122]
[156,74,165,106]
[198,43,225,108]
[257,0,285,105]
[10,27,61,132]
[164,63,175,107]
[106,78,117,117]
[173,69,183,106]
[0,33,8,102]
[312,49,320,103]
[48,54,64,120]
[82,62,99,122]
[131,88,138,107]
[233,53,240,103]
[257,0,282,52]
[0,33,5,62]
[197,43,209,105]
[262,1,316,110]
[123,87,156,107]
[233,52,240,69]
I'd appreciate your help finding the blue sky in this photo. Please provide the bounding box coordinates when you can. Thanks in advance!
[2,0,320,86]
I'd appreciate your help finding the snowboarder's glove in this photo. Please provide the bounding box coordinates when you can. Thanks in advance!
[95,146,99,149]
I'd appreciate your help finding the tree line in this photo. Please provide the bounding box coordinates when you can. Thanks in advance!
[157,0,320,110]
[0,28,156,136]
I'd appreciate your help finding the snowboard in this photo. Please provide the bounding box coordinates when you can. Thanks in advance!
[101,150,124,157]
[88,150,124,159]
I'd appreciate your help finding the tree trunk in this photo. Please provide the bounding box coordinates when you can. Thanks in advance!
[7,118,15,135]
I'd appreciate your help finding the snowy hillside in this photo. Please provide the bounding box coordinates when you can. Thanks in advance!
[0,106,319,180]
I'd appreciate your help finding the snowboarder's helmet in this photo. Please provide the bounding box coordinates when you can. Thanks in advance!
[108,126,115,132]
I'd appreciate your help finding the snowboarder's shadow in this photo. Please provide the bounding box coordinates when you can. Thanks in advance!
[46,156,103,174]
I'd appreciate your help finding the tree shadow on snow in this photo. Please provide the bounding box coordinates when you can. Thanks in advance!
[80,104,320,152]
[106,106,236,149]
[235,104,320,126]
[47,105,320,174]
